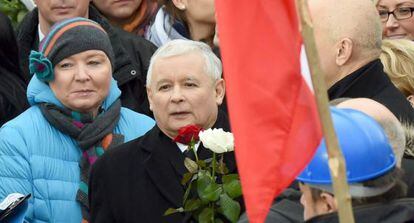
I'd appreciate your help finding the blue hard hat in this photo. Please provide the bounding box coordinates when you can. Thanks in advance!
[297,107,396,184]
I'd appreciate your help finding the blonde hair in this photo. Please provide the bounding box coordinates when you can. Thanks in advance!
[380,39,414,96]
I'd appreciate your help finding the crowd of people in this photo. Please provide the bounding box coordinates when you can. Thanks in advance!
[1,0,414,222]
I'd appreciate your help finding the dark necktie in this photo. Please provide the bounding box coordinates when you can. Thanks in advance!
[183,149,197,161]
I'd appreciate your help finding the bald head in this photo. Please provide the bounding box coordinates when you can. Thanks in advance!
[308,0,382,53]
[308,0,383,87]
[336,98,405,166]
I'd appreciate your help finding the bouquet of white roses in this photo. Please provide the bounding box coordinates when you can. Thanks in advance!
[165,125,242,223]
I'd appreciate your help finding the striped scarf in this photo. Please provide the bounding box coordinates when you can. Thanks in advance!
[40,99,124,221]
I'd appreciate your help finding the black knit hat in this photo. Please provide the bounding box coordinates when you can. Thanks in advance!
[29,17,114,81]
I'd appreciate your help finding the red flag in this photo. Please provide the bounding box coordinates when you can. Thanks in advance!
[215,0,322,222]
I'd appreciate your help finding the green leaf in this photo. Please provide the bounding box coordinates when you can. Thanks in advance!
[184,198,202,212]
[222,174,239,183]
[164,207,184,216]
[17,10,26,23]
[197,159,207,168]
[197,170,211,192]
[0,0,27,28]
[219,193,241,223]
[183,183,192,204]
[199,182,222,202]
[198,207,214,223]
[223,174,242,199]
[181,172,194,185]
[197,170,222,202]
[184,157,198,173]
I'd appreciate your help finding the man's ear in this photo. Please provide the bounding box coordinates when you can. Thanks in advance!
[320,192,338,213]
[171,0,188,10]
[335,38,353,66]
[407,95,414,108]
[214,79,225,105]
[146,86,154,111]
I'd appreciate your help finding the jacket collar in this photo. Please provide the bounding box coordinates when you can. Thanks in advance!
[17,6,140,86]
[140,110,236,207]
[328,59,389,100]
[306,198,414,223]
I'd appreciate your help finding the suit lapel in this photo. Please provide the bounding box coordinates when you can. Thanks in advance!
[141,112,237,208]
[142,127,185,208]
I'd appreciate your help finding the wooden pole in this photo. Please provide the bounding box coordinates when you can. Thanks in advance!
[296,0,355,222]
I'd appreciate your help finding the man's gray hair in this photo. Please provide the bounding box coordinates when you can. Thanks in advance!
[332,97,406,165]
[380,118,406,166]
[402,122,414,158]
[146,39,222,86]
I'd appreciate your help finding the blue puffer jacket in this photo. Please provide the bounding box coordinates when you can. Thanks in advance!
[0,76,155,222]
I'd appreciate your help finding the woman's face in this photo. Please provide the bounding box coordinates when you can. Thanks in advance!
[50,50,112,115]
[180,0,216,24]
[377,0,414,40]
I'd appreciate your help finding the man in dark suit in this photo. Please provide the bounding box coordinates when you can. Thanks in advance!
[309,0,414,124]
[89,39,236,222]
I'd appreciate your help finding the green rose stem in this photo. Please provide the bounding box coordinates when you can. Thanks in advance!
[211,152,217,222]
[190,137,199,163]
[212,152,216,179]
[220,154,224,174]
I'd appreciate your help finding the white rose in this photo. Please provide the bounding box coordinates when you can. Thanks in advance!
[199,128,234,154]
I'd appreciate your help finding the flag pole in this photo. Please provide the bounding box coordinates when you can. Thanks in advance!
[296,0,355,222]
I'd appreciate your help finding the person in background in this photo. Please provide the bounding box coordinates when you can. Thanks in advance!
[380,38,414,106]
[308,0,414,124]
[92,0,158,36]
[298,107,414,223]
[0,18,155,222]
[145,0,216,47]
[376,0,414,40]
[89,40,235,222]
[17,0,157,116]
[0,12,29,126]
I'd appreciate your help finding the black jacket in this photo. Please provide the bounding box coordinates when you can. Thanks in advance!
[402,157,414,197]
[238,188,303,223]
[89,112,238,222]
[16,7,156,116]
[328,59,414,124]
[305,198,414,223]
[0,67,29,126]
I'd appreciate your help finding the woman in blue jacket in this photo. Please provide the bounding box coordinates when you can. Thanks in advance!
[0,17,155,222]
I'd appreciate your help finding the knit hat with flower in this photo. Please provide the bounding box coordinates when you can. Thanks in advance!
[29,17,114,82]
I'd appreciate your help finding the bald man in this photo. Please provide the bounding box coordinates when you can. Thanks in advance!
[336,98,414,197]
[308,0,414,124]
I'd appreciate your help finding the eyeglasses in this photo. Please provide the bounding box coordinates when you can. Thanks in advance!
[378,7,414,22]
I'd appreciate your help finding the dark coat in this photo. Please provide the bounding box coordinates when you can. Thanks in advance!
[328,59,414,124]
[16,6,156,116]
[402,157,414,197]
[238,188,303,223]
[305,198,414,223]
[89,112,238,222]
[0,67,29,126]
